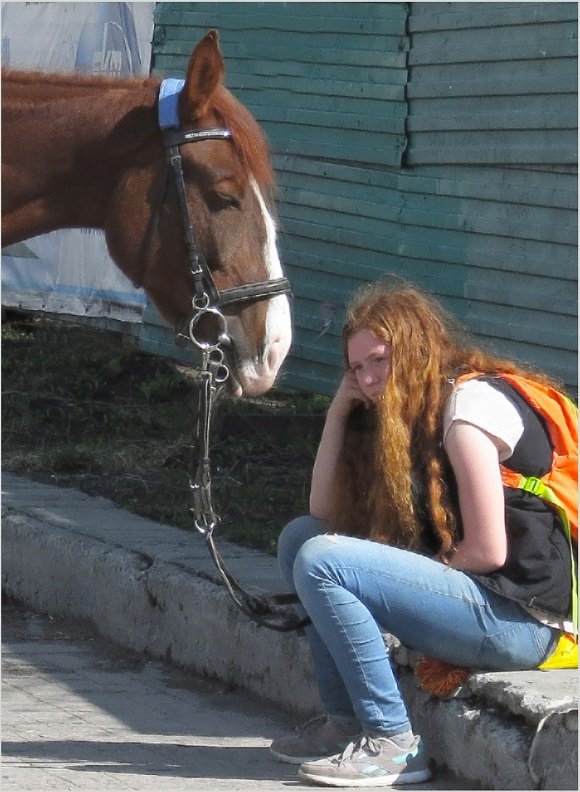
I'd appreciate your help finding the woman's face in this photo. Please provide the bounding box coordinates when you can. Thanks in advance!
[347,329,392,403]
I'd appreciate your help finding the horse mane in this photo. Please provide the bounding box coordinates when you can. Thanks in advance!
[209,85,275,192]
[1,68,153,95]
[3,68,275,191]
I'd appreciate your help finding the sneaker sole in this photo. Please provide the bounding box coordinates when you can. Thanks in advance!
[270,748,332,765]
[297,767,433,787]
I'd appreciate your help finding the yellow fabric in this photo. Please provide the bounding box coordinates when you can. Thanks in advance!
[539,632,578,670]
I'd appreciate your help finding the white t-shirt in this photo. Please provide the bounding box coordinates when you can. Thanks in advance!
[442,379,570,633]
[442,378,524,459]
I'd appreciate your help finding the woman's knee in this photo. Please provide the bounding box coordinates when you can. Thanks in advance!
[293,533,348,594]
[277,515,327,587]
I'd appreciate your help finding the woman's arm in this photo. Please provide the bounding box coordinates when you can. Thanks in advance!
[309,372,370,519]
[444,421,508,573]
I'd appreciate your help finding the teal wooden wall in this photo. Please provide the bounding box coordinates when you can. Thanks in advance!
[149,2,577,392]
[405,2,577,389]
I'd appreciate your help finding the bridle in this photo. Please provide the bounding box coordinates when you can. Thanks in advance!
[157,78,291,351]
[152,78,308,631]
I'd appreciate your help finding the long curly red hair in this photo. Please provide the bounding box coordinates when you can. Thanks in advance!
[330,279,559,558]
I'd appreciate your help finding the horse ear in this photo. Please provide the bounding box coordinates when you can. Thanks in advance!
[180,30,224,120]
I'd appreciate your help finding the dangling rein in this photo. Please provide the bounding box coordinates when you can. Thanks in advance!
[188,358,309,632]
[158,79,307,632]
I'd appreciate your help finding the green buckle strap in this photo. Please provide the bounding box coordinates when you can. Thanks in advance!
[520,476,551,500]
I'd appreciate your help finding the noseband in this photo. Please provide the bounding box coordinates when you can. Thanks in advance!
[151,79,306,632]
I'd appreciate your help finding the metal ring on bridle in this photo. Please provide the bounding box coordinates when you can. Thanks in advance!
[192,293,211,311]
[207,347,230,384]
[188,306,229,351]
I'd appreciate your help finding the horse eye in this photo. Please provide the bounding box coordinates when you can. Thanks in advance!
[214,190,241,209]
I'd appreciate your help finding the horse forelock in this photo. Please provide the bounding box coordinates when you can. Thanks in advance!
[208,85,275,195]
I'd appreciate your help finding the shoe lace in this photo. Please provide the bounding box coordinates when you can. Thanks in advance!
[336,734,382,766]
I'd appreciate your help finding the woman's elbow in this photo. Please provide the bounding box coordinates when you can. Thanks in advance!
[451,539,507,573]
[309,497,331,522]
[477,545,507,572]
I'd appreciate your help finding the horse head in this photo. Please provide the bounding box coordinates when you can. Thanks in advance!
[106,31,292,397]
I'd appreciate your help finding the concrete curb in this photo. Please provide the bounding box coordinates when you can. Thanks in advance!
[2,505,322,719]
[2,473,577,789]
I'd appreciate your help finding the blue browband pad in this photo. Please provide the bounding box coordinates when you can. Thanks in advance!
[158,78,185,130]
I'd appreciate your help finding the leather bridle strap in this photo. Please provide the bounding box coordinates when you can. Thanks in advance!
[163,128,224,306]
[157,78,291,314]
[162,128,291,310]
[217,277,292,307]
[155,78,306,632]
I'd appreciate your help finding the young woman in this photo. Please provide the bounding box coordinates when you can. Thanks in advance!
[270,280,575,788]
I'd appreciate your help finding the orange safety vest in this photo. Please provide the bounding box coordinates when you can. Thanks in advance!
[458,373,578,669]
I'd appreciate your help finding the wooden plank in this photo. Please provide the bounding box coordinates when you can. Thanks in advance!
[279,173,406,218]
[225,71,407,101]
[409,2,578,33]
[465,305,576,351]
[282,190,577,247]
[227,59,408,86]
[408,106,577,132]
[407,71,577,98]
[280,215,577,288]
[466,335,576,387]
[234,95,406,134]
[409,30,576,66]
[461,269,577,315]
[406,130,576,165]
[265,124,406,167]
[283,235,576,295]
[154,37,408,69]
[155,46,408,84]
[398,168,577,210]
[411,18,577,49]
[277,212,437,264]
[274,155,402,190]
[286,250,474,301]
[279,191,577,250]
[161,25,406,52]
[275,156,577,211]
[157,2,409,30]
[459,235,577,280]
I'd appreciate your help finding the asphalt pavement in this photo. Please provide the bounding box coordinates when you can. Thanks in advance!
[2,599,472,792]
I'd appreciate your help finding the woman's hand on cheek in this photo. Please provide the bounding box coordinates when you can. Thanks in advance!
[329,372,372,418]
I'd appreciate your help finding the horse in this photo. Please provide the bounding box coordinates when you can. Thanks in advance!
[1,30,292,398]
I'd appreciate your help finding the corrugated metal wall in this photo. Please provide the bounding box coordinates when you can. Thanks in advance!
[149,2,577,393]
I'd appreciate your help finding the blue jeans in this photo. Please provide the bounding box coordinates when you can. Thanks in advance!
[279,515,558,738]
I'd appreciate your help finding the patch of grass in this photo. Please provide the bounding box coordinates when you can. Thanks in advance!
[1,313,328,553]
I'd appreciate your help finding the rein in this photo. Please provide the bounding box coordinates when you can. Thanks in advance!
[155,79,308,632]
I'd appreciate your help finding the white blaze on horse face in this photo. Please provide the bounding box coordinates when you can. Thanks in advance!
[236,179,292,395]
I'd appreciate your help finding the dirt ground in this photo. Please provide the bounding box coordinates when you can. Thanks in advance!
[1,313,327,553]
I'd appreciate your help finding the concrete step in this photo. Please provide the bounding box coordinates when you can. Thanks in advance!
[2,473,577,790]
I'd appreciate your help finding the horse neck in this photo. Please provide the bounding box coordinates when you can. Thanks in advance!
[2,72,160,243]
